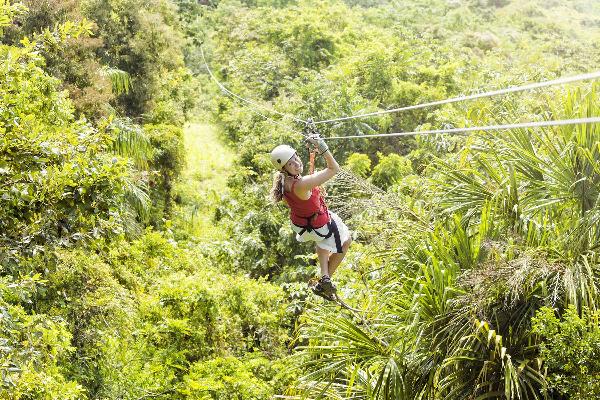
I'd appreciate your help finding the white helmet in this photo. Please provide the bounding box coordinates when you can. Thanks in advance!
[270,145,296,170]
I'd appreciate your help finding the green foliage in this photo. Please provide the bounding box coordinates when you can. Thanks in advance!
[1,0,115,120]
[283,83,600,400]
[0,0,27,34]
[212,168,319,282]
[140,269,289,358]
[370,152,413,190]
[108,117,152,169]
[146,124,186,178]
[281,19,336,69]
[344,152,372,178]
[436,85,600,260]
[0,35,138,270]
[3,0,198,124]
[144,123,186,224]
[201,3,600,395]
[100,66,131,95]
[4,224,291,398]
[81,0,194,124]
[181,354,296,399]
[3,0,600,398]
[182,355,274,399]
[0,284,85,398]
[0,4,261,398]
[37,250,136,395]
[118,229,287,323]
[100,230,290,397]
[532,305,600,399]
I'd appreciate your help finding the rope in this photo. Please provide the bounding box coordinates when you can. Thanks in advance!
[313,71,600,125]
[308,150,316,174]
[200,46,307,126]
[200,48,600,144]
[322,117,600,140]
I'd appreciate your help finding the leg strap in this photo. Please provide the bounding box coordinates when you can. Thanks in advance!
[294,213,341,253]
[328,217,343,253]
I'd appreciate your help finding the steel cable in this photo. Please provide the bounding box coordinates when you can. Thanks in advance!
[313,71,600,125]
[323,117,600,140]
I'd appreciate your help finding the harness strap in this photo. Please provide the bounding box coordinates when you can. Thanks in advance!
[328,215,343,253]
[309,150,316,175]
[295,212,331,237]
[294,212,343,254]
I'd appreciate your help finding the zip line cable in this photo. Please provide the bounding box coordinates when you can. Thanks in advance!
[201,47,307,137]
[323,117,600,140]
[312,70,600,125]
[200,46,308,127]
[200,47,600,141]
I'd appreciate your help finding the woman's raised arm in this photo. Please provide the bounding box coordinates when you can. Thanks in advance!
[294,136,339,193]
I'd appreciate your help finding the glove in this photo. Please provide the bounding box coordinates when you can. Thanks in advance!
[307,134,329,155]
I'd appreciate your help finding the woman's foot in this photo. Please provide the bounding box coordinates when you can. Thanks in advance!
[308,276,336,301]
[318,275,336,295]
[311,283,335,301]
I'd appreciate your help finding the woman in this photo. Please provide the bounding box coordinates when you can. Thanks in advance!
[270,135,352,300]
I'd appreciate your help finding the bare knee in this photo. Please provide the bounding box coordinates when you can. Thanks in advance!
[343,237,352,251]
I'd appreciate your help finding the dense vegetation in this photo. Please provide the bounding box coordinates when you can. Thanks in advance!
[1,0,600,398]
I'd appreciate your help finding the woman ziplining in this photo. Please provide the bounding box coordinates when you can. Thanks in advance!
[270,134,352,301]
[202,47,600,301]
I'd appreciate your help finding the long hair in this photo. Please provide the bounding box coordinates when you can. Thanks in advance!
[270,172,286,203]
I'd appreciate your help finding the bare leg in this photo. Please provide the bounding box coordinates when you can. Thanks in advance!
[327,238,352,276]
[316,245,330,276]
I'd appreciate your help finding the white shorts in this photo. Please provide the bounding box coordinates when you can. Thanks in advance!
[291,211,350,253]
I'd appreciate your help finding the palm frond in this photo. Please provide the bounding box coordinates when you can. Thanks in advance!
[109,117,152,169]
[100,66,132,95]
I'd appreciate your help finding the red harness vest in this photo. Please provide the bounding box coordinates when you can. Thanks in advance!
[283,180,329,229]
